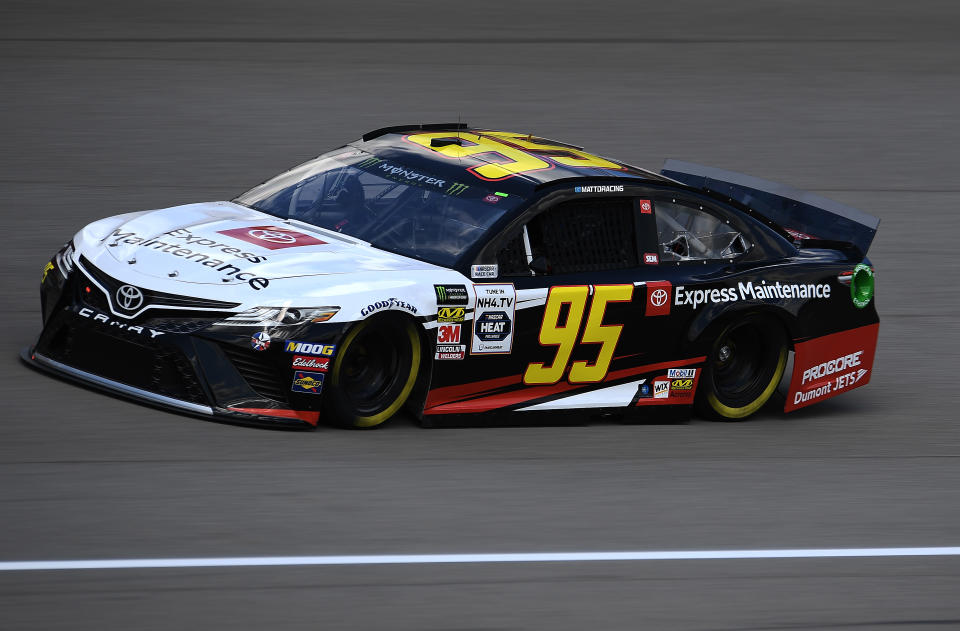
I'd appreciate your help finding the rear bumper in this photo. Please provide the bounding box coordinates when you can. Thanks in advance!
[21,347,317,429]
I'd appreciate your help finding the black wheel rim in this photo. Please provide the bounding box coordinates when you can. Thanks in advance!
[339,324,410,415]
[711,321,781,408]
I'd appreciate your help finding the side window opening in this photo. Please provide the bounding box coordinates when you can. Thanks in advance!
[496,227,531,276]
[656,199,747,261]
[521,197,638,275]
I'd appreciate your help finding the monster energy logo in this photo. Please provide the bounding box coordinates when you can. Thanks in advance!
[356,157,382,168]
[434,284,469,306]
[446,183,469,196]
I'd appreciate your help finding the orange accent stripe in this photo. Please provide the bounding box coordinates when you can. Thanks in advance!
[228,407,320,426]
[424,356,706,415]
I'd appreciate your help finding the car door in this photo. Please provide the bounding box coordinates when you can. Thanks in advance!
[425,188,702,415]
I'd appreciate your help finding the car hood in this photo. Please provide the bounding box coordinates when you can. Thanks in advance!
[82,201,441,287]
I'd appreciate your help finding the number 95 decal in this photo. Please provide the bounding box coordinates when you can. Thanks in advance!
[523,284,633,385]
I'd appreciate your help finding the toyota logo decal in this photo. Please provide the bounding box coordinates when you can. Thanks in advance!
[248,229,296,244]
[116,284,144,311]
[650,288,669,307]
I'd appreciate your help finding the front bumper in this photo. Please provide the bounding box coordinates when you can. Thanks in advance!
[27,260,343,429]
[21,347,318,429]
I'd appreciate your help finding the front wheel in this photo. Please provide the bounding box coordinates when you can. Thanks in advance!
[697,315,788,421]
[325,316,422,428]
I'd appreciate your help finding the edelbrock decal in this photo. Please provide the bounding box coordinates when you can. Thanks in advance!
[291,355,330,371]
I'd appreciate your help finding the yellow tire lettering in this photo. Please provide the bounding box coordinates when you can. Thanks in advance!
[568,284,633,383]
[523,285,589,385]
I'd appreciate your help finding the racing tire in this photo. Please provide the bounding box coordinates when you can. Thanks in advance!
[325,315,422,429]
[697,315,788,421]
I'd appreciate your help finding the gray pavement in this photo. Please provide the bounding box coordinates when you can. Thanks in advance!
[2,1,959,629]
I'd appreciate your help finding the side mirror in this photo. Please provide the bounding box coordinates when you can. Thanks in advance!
[528,256,551,275]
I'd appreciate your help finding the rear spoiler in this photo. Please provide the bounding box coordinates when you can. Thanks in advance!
[661,159,880,255]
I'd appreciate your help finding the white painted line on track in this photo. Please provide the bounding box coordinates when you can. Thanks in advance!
[2,547,960,571]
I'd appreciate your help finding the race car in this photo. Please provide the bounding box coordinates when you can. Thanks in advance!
[23,123,880,429]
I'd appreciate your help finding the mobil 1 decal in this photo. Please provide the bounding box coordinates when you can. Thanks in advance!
[471,283,516,355]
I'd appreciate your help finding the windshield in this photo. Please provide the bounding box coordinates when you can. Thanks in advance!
[233,148,523,266]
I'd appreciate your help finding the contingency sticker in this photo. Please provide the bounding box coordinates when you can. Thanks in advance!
[291,370,324,394]
[471,284,516,355]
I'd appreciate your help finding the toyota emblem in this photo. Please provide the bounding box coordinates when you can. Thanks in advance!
[248,229,296,244]
[650,288,669,307]
[116,284,144,311]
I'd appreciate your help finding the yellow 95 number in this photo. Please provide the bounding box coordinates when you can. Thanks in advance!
[405,131,625,181]
[523,284,633,385]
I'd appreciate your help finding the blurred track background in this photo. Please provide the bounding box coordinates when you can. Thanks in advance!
[2,1,959,629]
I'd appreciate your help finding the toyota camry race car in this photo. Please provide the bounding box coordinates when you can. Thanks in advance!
[24,124,880,428]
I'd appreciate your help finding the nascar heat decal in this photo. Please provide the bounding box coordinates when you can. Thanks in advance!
[471,284,516,355]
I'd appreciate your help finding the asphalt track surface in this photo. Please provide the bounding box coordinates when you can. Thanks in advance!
[2,1,960,629]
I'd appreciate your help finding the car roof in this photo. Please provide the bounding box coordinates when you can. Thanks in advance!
[352,123,672,195]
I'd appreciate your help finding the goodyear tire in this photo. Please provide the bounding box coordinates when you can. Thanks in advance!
[697,315,788,421]
[325,315,422,429]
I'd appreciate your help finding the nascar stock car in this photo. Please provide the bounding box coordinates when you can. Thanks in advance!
[24,124,879,429]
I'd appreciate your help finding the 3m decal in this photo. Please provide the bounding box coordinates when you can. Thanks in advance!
[250,331,271,351]
[437,323,462,344]
[785,323,879,412]
[217,225,326,250]
[291,371,324,394]
[284,341,336,356]
[645,281,671,317]
[523,284,632,385]
[405,131,624,181]
[437,307,465,323]
[435,284,469,306]
[291,355,330,371]
[471,284,516,354]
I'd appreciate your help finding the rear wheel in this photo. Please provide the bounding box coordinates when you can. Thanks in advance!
[325,316,421,428]
[697,315,788,420]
